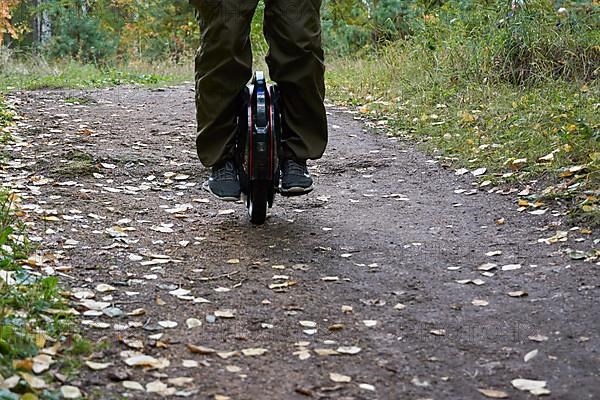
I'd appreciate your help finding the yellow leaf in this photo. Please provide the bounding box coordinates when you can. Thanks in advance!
[35,333,46,349]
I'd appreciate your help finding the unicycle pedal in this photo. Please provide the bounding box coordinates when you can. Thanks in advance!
[237,71,281,225]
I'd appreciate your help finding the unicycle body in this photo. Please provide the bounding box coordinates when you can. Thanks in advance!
[237,71,281,225]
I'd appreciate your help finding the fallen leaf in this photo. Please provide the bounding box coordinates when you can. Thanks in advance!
[359,383,376,391]
[168,377,194,386]
[187,344,216,354]
[60,385,82,399]
[123,381,145,391]
[146,380,176,396]
[477,388,509,398]
[32,354,54,374]
[337,346,361,355]
[241,348,268,356]
[124,354,169,369]
[528,334,549,342]
[20,373,48,389]
[182,359,199,368]
[511,378,550,396]
[472,167,487,176]
[315,348,339,356]
[214,310,235,319]
[96,284,116,292]
[217,351,239,359]
[329,373,352,383]
[524,349,539,362]
[508,290,528,297]
[158,320,178,329]
[85,361,112,370]
[186,318,202,329]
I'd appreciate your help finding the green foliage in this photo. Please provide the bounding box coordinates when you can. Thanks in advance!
[327,0,599,225]
[46,5,116,63]
[322,0,420,55]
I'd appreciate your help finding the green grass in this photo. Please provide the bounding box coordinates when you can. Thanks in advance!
[326,1,599,226]
[0,49,193,92]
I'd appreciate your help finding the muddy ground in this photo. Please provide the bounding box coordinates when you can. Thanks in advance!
[5,85,599,399]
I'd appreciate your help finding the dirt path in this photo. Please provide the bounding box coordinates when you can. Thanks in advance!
[7,86,599,399]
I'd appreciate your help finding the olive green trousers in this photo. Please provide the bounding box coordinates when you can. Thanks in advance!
[190,0,328,167]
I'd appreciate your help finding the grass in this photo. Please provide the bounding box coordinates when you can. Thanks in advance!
[326,1,599,227]
[52,150,98,177]
[0,49,193,92]
[0,97,93,398]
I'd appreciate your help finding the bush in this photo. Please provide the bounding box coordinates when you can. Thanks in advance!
[46,10,117,63]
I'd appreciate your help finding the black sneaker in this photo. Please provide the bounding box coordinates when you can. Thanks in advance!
[280,159,314,195]
[202,160,241,201]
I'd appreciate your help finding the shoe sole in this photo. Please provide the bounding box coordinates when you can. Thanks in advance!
[202,181,241,202]
[279,184,314,197]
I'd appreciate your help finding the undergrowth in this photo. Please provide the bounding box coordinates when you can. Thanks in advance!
[0,97,91,398]
[327,0,599,226]
[0,49,193,92]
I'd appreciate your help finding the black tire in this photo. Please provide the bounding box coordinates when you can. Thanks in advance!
[248,181,269,225]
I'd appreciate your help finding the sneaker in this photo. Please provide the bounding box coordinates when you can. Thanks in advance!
[280,159,314,195]
[202,160,241,201]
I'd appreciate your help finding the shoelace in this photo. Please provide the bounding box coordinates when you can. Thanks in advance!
[284,160,308,176]
[213,161,237,180]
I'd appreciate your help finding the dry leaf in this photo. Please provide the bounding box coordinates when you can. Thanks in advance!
[124,354,169,369]
[214,310,235,319]
[85,361,112,370]
[315,349,339,356]
[511,378,550,396]
[182,359,199,368]
[123,381,145,391]
[528,334,549,342]
[359,383,376,391]
[241,348,268,356]
[186,318,202,329]
[337,346,361,355]
[524,349,539,362]
[32,354,54,374]
[147,380,176,396]
[60,385,82,399]
[501,264,521,271]
[477,388,509,398]
[508,290,528,297]
[158,320,178,329]
[329,373,352,383]
[187,344,216,355]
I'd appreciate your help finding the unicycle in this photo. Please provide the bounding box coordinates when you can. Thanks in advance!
[237,71,281,225]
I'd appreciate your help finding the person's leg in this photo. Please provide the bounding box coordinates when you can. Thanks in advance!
[191,0,259,167]
[263,0,328,163]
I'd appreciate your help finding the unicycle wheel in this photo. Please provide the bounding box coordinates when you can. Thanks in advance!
[248,181,269,225]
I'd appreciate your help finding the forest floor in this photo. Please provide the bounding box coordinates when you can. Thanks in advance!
[5,85,599,399]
